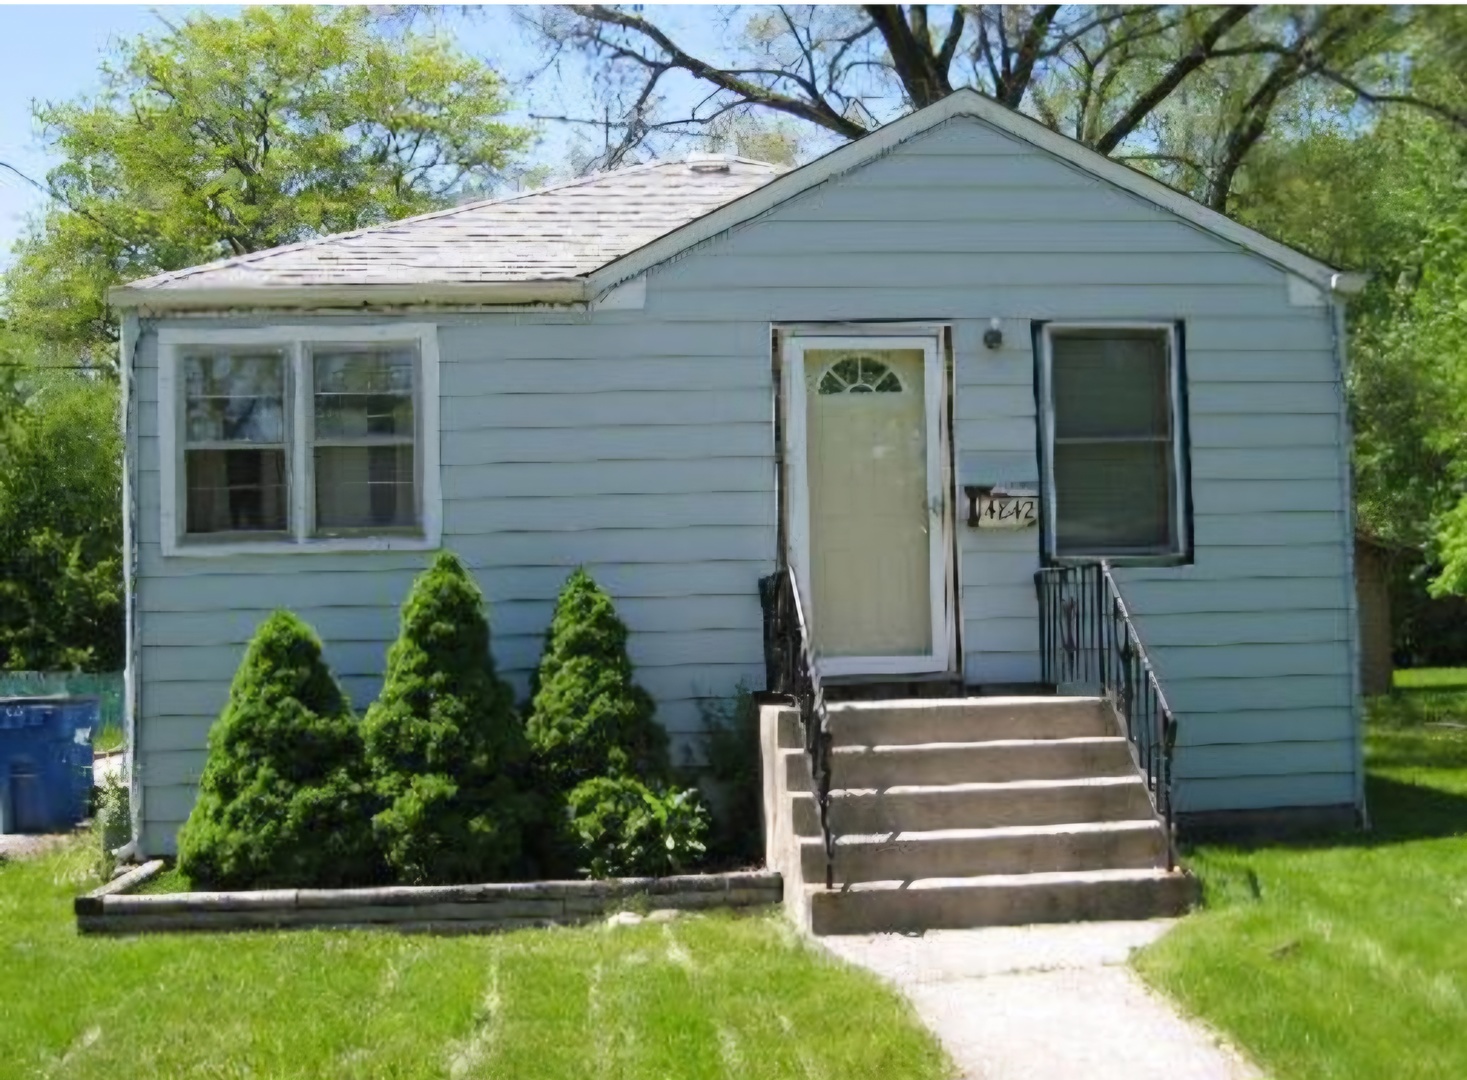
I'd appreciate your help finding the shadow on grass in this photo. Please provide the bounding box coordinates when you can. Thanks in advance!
[1368,688,1467,729]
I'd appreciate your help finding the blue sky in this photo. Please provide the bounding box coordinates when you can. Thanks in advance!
[0,4,733,268]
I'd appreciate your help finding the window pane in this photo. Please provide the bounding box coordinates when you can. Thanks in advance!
[1052,331,1169,440]
[313,349,415,438]
[315,445,417,530]
[1054,442,1173,554]
[185,449,287,533]
[183,353,285,443]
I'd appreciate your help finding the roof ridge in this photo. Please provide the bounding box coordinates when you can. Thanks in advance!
[130,156,784,290]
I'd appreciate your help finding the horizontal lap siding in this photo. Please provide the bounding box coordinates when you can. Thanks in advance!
[133,316,776,853]
[640,115,1357,816]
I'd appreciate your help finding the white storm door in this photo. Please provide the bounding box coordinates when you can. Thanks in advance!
[786,334,950,676]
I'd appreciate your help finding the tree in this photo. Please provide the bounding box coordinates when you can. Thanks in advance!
[362,551,535,885]
[1215,30,1467,603]
[4,6,529,362]
[176,611,380,889]
[0,360,122,672]
[524,5,1464,206]
[525,568,670,792]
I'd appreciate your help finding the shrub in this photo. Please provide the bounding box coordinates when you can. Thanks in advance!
[697,684,764,866]
[176,611,379,889]
[362,551,534,885]
[566,776,708,878]
[93,768,131,879]
[525,568,669,791]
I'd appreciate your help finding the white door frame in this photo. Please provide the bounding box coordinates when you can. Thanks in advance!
[782,331,953,677]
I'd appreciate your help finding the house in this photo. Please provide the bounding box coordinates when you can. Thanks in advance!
[112,90,1365,929]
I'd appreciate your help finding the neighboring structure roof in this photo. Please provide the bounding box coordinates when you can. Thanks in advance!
[112,88,1362,311]
[116,156,786,303]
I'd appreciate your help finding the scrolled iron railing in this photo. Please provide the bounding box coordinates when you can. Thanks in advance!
[1035,560,1179,869]
[758,566,836,890]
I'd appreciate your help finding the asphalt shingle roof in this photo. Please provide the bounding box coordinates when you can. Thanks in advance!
[126,156,785,292]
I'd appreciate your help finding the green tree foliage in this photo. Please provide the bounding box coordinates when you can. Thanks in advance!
[363,551,534,885]
[0,362,122,671]
[4,5,529,361]
[1202,19,1467,605]
[176,611,380,889]
[525,568,670,792]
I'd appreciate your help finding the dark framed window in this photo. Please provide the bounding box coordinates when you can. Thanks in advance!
[1037,323,1191,562]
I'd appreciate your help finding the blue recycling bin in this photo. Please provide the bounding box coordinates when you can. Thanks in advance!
[0,697,97,834]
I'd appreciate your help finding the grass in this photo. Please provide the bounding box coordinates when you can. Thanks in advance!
[1135,667,1467,1080]
[0,841,951,1080]
[91,722,124,754]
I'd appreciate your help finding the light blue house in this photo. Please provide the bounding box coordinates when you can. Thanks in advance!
[114,90,1365,920]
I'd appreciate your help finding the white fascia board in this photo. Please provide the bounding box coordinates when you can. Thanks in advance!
[588,88,1357,297]
[109,279,589,311]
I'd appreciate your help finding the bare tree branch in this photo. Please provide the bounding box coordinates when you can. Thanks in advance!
[1095,6,1256,154]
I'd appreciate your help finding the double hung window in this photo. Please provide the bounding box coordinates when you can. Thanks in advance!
[159,326,440,555]
[1039,323,1190,562]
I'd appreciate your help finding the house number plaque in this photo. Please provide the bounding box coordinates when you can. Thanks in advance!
[964,485,1039,529]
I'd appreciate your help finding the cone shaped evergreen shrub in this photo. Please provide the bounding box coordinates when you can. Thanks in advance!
[362,551,533,884]
[176,610,380,889]
[525,568,670,791]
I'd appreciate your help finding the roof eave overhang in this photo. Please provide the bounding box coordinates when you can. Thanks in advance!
[108,279,590,312]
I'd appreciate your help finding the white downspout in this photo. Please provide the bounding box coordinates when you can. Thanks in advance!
[119,311,145,857]
[1328,297,1368,828]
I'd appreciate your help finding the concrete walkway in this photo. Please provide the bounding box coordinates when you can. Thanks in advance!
[822,921,1261,1080]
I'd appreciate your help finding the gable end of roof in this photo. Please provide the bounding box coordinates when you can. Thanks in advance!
[587,88,1362,298]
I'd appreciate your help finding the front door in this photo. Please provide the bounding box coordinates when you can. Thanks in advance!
[785,333,951,676]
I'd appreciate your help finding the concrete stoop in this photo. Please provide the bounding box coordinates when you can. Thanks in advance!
[761,697,1196,935]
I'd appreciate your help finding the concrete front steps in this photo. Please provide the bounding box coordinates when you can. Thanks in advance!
[760,697,1196,935]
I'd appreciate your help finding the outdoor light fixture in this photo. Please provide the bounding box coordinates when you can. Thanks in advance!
[983,318,1004,349]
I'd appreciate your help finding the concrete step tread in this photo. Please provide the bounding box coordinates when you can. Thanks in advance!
[827,696,1102,713]
[800,775,1146,799]
[806,866,1187,895]
[832,737,1129,755]
[801,820,1165,847]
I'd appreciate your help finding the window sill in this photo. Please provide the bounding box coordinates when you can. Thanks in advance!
[1049,552,1191,568]
[162,534,440,558]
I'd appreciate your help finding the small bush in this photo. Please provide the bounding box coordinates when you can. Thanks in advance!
[93,768,131,878]
[176,611,379,889]
[363,551,535,885]
[566,776,708,878]
[526,568,669,791]
[698,684,764,866]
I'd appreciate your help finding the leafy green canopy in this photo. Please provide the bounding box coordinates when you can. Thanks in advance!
[363,551,534,885]
[4,5,529,361]
[0,363,122,671]
[526,568,671,791]
[176,611,380,889]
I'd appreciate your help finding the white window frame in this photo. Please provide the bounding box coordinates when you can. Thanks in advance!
[157,324,441,557]
[1037,321,1190,565]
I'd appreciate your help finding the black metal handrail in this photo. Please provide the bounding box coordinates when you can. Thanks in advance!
[1036,560,1179,869]
[758,566,835,889]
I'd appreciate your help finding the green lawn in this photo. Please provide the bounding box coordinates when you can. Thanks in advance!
[0,840,951,1080]
[1136,667,1467,1080]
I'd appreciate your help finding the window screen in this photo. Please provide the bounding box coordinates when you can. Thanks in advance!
[311,347,418,532]
[1048,328,1181,556]
[182,351,288,534]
